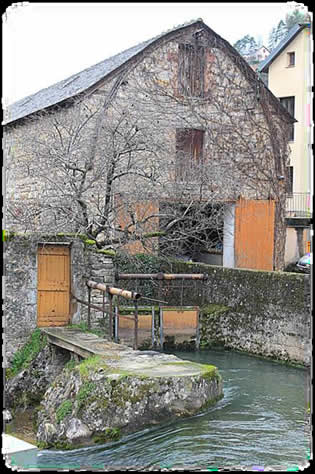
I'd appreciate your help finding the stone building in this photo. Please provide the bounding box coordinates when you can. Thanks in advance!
[3,19,295,356]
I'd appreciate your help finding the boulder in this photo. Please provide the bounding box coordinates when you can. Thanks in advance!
[36,344,223,448]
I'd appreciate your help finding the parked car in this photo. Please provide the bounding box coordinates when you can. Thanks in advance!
[296,253,311,273]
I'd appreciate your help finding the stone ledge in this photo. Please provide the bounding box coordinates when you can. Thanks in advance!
[35,331,223,449]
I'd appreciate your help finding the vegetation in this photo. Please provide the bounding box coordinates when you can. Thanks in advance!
[93,428,121,444]
[76,382,97,410]
[6,329,47,379]
[56,400,73,423]
[66,322,106,338]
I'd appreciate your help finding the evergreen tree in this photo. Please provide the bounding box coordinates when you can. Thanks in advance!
[233,35,258,57]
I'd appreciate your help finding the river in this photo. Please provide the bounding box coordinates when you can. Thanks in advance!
[7,350,310,470]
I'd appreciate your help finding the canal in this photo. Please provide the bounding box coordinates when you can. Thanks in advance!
[7,350,310,470]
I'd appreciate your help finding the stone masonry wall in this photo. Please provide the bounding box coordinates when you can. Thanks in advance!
[4,235,114,363]
[115,256,311,365]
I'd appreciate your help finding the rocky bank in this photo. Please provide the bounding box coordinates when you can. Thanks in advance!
[6,337,223,450]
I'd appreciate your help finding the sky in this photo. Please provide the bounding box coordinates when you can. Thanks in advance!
[2,2,304,106]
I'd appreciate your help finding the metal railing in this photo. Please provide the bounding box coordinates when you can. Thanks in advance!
[286,193,311,218]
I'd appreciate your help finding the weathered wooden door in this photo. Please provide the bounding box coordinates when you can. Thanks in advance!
[234,198,275,271]
[37,245,70,327]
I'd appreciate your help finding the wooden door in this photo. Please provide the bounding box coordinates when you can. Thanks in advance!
[234,198,275,271]
[37,245,70,327]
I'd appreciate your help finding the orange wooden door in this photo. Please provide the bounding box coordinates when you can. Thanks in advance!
[235,198,275,271]
[37,245,70,327]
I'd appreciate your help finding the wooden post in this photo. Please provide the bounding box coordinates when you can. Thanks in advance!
[134,300,138,350]
[102,290,106,329]
[159,307,164,350]
[196,308,200,351]
[87,286,91,330]
[108,291,113,341]
[114,305,119,342]
[151,306,155,347]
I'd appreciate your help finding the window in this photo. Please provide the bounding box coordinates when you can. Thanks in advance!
[175,128,204,180]
[287,52,295,67]
[178,43,205,97]
[280,96,295,141]
[286,166,294,195]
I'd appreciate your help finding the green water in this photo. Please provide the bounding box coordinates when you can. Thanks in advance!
[7,350,310,470]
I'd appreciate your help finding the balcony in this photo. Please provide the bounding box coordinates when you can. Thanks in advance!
[285,193,311,218]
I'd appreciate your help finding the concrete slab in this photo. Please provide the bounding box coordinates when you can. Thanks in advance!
[41,328,214,378]
[2,434,37,454]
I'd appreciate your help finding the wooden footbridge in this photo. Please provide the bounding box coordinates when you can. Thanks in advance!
[41,327,130,360]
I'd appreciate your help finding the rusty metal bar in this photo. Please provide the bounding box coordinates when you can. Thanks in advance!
[141,296,168,304]
[87,280,141,300]
[117,273,207,280]
[72,295,107,314]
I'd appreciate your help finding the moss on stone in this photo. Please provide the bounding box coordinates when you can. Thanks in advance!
[6,329,47,379]
[56,400,73,424]
[76,355,109,379]
[93,428,121,444]
[201,304,230,316]
[76,382,97,410]
[201,364,221,381]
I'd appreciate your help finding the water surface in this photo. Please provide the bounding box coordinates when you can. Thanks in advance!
[7,350,310,470]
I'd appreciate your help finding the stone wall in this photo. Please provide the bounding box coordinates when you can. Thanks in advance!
[115,255,311,365]
[4,234,115,363]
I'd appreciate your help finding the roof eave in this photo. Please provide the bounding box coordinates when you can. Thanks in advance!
[258,24,308,73]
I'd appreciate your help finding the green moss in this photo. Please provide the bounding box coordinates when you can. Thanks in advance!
[93,428,121,444]
[76,382,97,410]
[84,239,96,246]
[65,359,78,371]
[201,364,221,381]
[77,355,109,379]
[94,249,116,256]
[66,322,106,338]
[201,304,230,316]
[6,329,47,379]
[37,440,50,450]
[56,400,73,424]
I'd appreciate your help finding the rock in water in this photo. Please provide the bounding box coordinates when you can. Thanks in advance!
[36,344,223,449]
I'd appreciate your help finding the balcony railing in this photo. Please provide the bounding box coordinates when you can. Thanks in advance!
[286,192,311,218]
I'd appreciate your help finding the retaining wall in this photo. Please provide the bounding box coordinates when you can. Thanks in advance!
[3,234,114,363]
[115,255,311,365]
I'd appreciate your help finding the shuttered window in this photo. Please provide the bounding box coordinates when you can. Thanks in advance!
[280,96,295,141]
[176,128,204,180]
[178,43,205,97]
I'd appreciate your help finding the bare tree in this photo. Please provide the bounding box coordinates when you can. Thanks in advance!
[6,35,291,268]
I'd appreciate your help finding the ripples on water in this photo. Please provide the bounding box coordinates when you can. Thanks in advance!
[9,350,310,470]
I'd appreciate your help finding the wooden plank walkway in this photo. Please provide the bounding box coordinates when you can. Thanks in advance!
[41,327,126,359]
[40,328,207,378]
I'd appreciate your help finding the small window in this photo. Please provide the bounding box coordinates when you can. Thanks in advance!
[178,43,205,97]
[287,52,295,67]
[280,96,295,141]
[286,166,293,195]
[176,128,204,181]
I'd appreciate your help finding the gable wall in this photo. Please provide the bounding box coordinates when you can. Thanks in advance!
[4,26,289,267]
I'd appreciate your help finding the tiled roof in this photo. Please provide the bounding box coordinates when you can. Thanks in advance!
[4,19,202,125]
[258,23,308,73]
